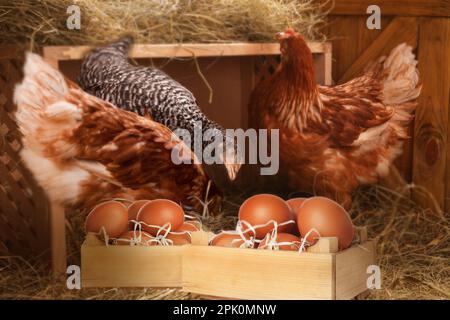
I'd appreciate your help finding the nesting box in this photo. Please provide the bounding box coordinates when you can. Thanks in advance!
[81,227,375,300]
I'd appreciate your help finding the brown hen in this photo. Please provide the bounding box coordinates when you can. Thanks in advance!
[14,53,217,212]
[250,28,421,208]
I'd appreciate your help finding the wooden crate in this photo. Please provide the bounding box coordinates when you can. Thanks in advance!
[0,46,50,256]
[182,230,375,300]
[81,231,209,288]
[38,41,332,274]
[81,228,375,300]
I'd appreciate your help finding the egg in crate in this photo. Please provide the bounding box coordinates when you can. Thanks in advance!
[297,196,354,250]
[286,197,307,235]
[128,200,151,222]
[211,232,250,248]
[166,222,200,244]
[166,232,192,245]
[239,194,293,239]
[136,199,185,236]
[85,200,129,237]
[257,232,301,251]
[286,197,307,214]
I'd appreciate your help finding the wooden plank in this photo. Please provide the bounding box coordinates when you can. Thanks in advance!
[413,18,450,212]
[325,0,450,17]
[325,15,392,82]
[42,42,329,62]
[307,237,339,253]
[81,244,184,287]
[314,42,333,85]
[50,202,67,275]
[182,246,334,299]
[338,17,419,84]
[190,230,210,246]
[240,56,255,129]
[335,240,376,300]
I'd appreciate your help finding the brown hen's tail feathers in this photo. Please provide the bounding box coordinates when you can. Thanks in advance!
[369,43,421,105]
[14,52,68,107]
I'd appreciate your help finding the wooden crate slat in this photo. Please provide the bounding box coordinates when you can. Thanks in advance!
[335,241,376,299]
[43,42,329,62]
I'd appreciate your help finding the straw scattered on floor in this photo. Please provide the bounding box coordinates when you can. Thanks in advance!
[1,183,448,300]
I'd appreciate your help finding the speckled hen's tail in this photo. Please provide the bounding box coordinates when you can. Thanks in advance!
[374,43,422,105]
[106,35,134,54]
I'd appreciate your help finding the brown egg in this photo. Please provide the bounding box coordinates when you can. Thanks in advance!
[166,232,191,245]
[239,194,293,239]
[258,232,301,251]
[85,201,129,238]
[286,197,307,216]
[184,220,202,230]
[297,196,354,250]
[211,232,247,248]
[171,222,199,242]
[115,230,153,246]
[137,199,184,236]
[128,200,151,222]
[286,197,307,235]
[179,222,200,232]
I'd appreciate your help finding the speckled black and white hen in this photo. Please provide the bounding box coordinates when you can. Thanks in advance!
[78,36,241,180]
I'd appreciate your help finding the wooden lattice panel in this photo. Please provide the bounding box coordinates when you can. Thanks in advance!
[0,52,50,256]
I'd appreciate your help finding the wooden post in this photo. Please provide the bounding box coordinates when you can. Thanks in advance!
[412,18,450,212]
[50,202,67,275]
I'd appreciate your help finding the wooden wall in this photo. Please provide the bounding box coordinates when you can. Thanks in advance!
[322,0,450,211]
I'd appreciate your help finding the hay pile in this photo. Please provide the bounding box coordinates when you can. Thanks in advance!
[1,185,449,300]
[0,0,327,47]
[352,186,449,299]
